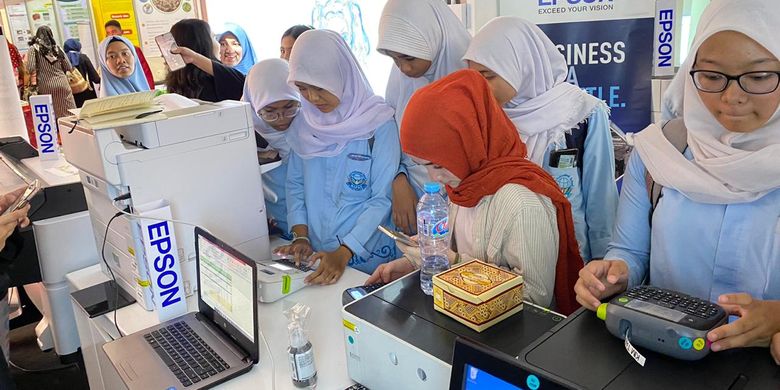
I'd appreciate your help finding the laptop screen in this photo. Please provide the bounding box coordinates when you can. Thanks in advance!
[197,234,255,342]
[463,364,523,389]
[450,338,569,390]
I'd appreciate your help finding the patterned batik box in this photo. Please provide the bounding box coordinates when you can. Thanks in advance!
[432,260,524,332]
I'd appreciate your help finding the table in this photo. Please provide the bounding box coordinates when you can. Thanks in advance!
[67,263,370,389]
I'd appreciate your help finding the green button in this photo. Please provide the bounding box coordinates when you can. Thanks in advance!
[618,297,629,303]
[596,303,608,321]
[348,335,354,344]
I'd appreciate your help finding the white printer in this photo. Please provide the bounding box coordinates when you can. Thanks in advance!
[59,100,271,313]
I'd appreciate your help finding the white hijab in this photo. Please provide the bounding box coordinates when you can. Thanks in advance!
[635,0,780,204]
[286,30,394,159]
[242,58,299,159]
[377,0,471,122]
[463,16,605,165]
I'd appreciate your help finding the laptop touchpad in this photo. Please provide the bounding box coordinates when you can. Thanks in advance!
[119,360,140,381]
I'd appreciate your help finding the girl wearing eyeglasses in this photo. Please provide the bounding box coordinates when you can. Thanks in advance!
[274,30,399,285]
[575,0,780,361]
[242,58,304,238]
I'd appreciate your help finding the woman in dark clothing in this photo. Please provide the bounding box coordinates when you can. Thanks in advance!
[25,26,76,118]
[63,39,100,107]
[165,19,244,102]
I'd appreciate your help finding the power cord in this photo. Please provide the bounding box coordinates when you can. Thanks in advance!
[102,212,124,339]
[9,360,78,373]
[111,199,205,231]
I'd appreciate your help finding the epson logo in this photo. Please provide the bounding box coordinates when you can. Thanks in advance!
[657,8,674,68]
[539,0,614,6]
[147,221,182,307]
[32,104,56,154]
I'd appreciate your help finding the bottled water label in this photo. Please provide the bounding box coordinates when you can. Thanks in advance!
[421,217,449,239]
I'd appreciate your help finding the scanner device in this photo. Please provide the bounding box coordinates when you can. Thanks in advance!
[597,286,727,360]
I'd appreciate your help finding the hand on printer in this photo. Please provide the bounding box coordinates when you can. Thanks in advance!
[707,293,780,353]
[275,240,314,264]
[366,258,416,285]
[573,260,630,311]
[304,245,352,285]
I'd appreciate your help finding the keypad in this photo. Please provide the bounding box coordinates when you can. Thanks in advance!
[622,286,721,320]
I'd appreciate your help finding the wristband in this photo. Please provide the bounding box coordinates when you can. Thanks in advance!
[291,232,310,245]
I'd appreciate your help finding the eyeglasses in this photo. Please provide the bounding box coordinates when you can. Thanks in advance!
[258,105,300,122]
[689,70,780,94]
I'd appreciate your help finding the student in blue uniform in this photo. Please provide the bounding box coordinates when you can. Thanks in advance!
[275,30,399,284]
[575,0,780,359]
[376,0,471,235]
[463,16,618,262]
[242,58,303,238]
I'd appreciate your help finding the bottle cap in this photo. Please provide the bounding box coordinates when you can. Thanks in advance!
[424,182,441,194]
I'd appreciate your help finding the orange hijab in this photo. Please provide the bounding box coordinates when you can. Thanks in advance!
[400,69,582,315]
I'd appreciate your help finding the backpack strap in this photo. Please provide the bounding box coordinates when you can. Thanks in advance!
[645,118,687,220]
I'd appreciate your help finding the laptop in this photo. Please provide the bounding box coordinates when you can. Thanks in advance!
[449,337,571,390]
[103,227,259,389]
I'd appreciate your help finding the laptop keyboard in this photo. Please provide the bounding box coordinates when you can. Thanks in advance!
[143,321,230,387]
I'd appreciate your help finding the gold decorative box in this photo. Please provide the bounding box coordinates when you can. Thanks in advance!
[432,260,524,332]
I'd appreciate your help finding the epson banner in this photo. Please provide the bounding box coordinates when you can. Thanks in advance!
[653,0,681,77]
[501,0,654,133]
[137,200,187,322]
[29,95,61,160]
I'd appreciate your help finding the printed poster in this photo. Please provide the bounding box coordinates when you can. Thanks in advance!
[55,0,91,41]
[134,0,197,57]
[91,0,140,46]
[6,4,32,50]
[25,0,61,44]
[500,0,655,133]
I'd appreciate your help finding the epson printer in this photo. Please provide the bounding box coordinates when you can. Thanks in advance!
[342,271,565,389]
[59,100,271,314]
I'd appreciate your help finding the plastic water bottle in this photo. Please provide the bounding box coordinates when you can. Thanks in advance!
[417,182,450,295]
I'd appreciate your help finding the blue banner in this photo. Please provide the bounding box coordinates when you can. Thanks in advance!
[538,18,654,133]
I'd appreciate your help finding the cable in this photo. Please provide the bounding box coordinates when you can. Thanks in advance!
[102,212,123,339]
[259,330,275,390]
[9,360,78,373]
[111,199,206,231]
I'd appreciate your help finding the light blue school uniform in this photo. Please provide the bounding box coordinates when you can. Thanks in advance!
[606,148,780,302]
[543,105,618,261]
[263,160,289,237]
[286,120,400,274]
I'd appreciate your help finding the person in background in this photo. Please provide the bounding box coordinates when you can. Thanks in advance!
[463,16,618,262]
[367,70,582,314]
[104,19,154,89]
[280,24,313,61]
[376,0,471,236]
[574,0,780,361]
[218,23,258,74]
[275,30,399,284]
[6,38,25,98]
[0,188,33,390]
[167,19,245,102]
[97,36,149,97]
[64,38,100,106]
[25,26,76,118]
[242,58,304,238]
